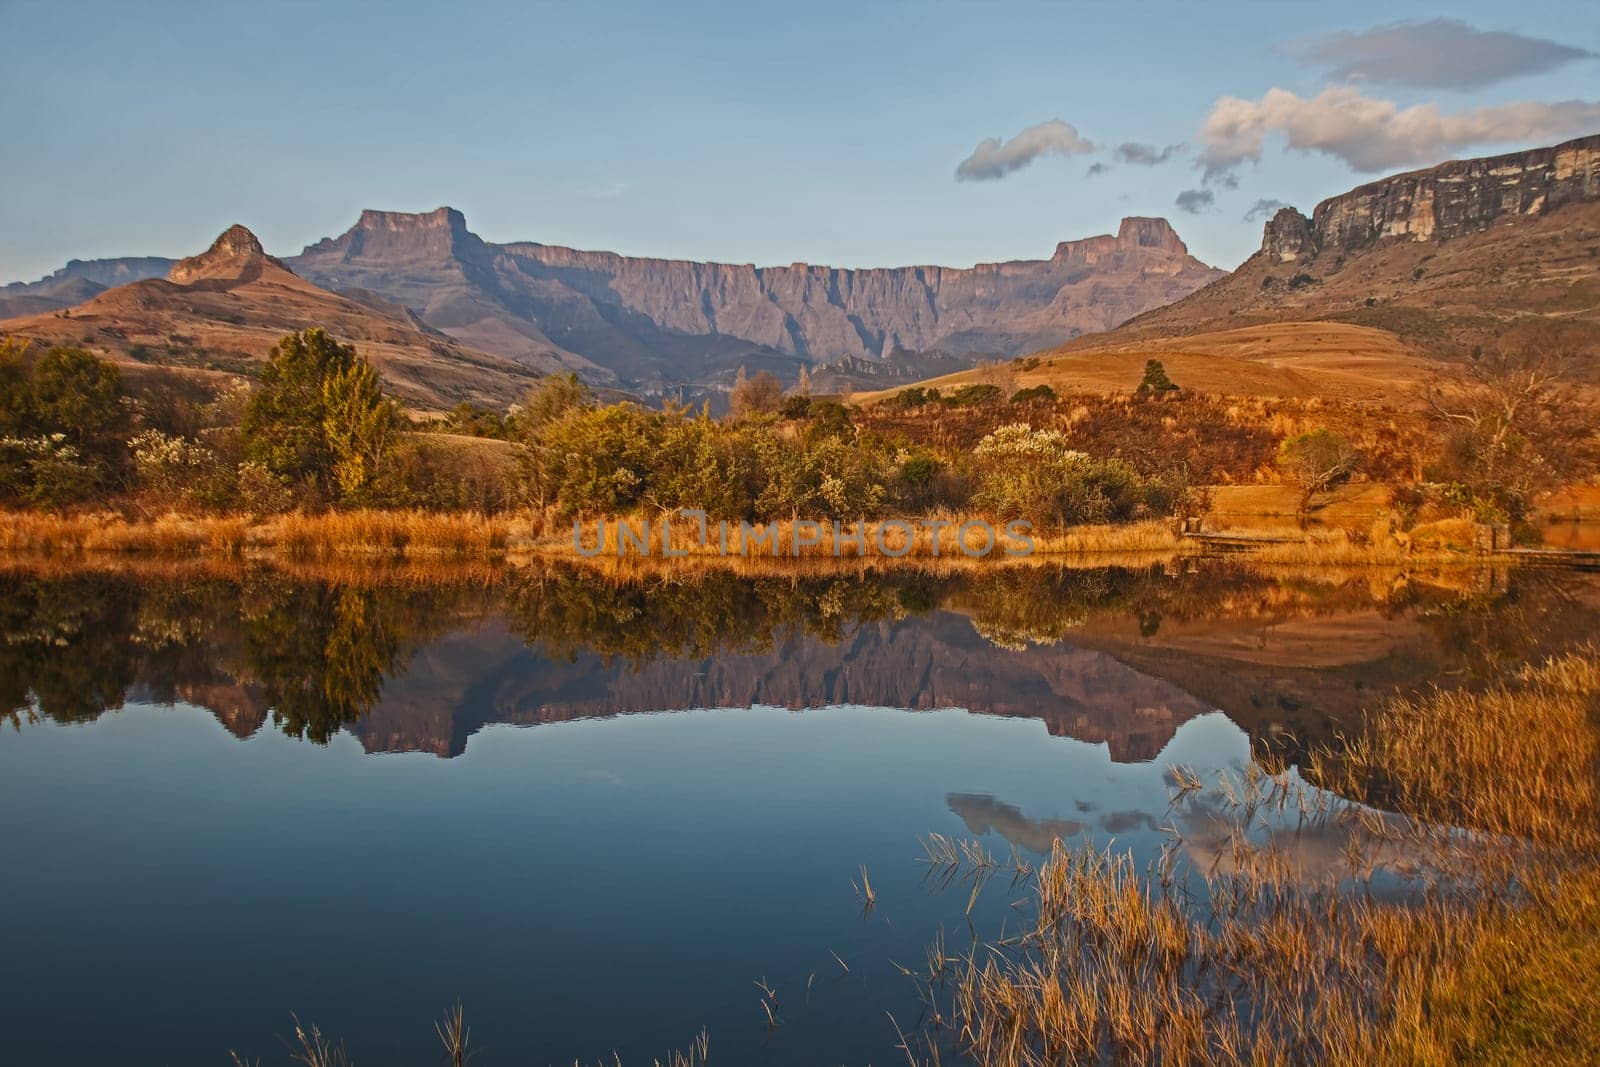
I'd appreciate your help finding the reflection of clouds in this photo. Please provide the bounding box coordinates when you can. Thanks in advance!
[1101,809,1157,834]
[949,795,1167,854]
[947,793,1086,854]
[1173,776,1459,890]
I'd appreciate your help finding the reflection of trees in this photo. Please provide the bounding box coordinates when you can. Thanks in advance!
[3,562,1597,755]
[0,568,471,743]
[0,572,141,724]
[505,566,906,664]
[238,581,387,743]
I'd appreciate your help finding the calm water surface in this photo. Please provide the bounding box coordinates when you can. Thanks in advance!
[1,561,1595,1065]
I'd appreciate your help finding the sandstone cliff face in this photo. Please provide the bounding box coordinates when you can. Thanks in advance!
[289,209,1222,386]
[1263,133,1600,260]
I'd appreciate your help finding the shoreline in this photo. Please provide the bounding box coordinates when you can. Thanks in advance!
[0,508,1589,568]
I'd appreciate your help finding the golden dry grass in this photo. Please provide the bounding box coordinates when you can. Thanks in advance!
[0,509,519,558]
[0,506,1585,569]
[921,648,1600,1066]
[535,513,1186,559]
[858,322,1437,406]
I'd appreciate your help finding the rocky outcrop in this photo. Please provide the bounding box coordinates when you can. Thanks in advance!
[167,224,281,284]
[1261,133,1600,259]
[289,209,1223,387]
[1261,207,1318,262]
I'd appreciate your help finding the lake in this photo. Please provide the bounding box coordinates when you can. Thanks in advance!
[2,559,1595,1064]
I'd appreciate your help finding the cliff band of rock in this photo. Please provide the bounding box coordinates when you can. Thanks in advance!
[1263,133,1600,260]
[287,209,1223,384]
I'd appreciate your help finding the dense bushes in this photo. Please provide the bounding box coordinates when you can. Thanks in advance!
[512,383,1196,527]
[516,388,900,520]
[0,329,1208,530]
[0,341,129,507]
[970,424,1193,527]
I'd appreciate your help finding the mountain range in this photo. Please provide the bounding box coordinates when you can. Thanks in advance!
[0,210,1222,405]
[4,133,1598,409]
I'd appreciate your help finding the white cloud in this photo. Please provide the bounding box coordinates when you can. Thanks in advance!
[956,119,1096,181]
[1293,19,1596,89]
[1197,86,1600,181]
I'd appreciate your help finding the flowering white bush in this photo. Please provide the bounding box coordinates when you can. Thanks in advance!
[971,422,1153,527]
[0,433,98,508]
[129,429,220,509]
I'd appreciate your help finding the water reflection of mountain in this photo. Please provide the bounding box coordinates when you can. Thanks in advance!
[345,612,1213,760]
[7,563,1598,766]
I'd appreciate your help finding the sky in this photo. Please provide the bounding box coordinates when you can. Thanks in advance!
[2,0,1597,283]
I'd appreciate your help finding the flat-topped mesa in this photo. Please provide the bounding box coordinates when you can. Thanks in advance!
[1262,133,1600,260]
[167,224,280,284]
[1116,216,1187,254]
[1053,216,1188,264]
[299,206,482,265]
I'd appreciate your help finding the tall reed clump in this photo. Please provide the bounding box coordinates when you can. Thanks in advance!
[917,648,1600,1066]
[268,510,511,558]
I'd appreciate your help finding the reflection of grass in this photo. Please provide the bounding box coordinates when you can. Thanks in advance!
[915,649,1600,1065]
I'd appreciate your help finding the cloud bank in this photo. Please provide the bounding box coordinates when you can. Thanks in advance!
[1197,86,1600,181]
[1294,19,1596,89]
[956,119,1096,181]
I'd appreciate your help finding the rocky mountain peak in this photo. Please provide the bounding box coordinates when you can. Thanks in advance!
[1053,216,1191,263]
[168,224,279,284]
[1116,216,1186,254]
[1260,207,1317,262]
[300,206,483,266]
[356,206,469,237]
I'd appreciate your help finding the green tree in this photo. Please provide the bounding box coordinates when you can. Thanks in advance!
[0,343,127,505]
[1279,429,1359,515]
[242,329,391,503]
[513,372,590,434]
[322,358,396,500]
[1137,359,1178,395]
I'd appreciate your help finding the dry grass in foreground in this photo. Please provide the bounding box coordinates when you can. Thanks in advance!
[907,648,1600,1066]
[0,509,1190,560]
[228,1008,710,1067]
[0,509,517,558]
[0,508,1577,569]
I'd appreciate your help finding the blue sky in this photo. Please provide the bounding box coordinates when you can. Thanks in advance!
[3,0,1597,282]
